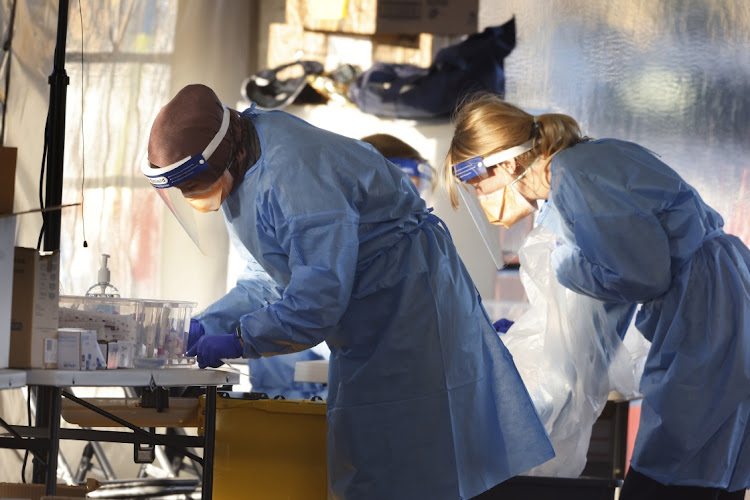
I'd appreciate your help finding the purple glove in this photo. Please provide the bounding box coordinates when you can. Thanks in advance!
[186,334,243,369]
[187,319,205,352]
[493,318,514,334]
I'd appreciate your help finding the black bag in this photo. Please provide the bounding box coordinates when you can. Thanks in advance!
[242,60,327,110]
[348,17,516,119]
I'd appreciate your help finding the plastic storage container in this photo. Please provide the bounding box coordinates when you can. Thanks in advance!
[59,296,196,365]
[198,393,623,500]
[199,393,327,500]
[137,299,195,363]
[59,295,140,343]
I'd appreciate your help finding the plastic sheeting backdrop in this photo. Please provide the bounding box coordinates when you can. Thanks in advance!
[0,1,177,300]
[481,0,749,246]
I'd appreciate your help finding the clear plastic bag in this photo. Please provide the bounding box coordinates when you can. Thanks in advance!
[500,226,648,477]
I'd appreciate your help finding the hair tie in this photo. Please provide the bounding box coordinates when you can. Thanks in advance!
[530,116,540,139]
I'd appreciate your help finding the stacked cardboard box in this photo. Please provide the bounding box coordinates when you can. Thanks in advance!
[288,0,479,35]
[266,0,473,75]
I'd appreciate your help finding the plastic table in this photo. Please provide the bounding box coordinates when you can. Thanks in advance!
[0,369,26,390]
[0,367,238,499]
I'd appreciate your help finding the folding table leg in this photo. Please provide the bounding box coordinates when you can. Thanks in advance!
[202,386,217,500]
[45,387,62,496]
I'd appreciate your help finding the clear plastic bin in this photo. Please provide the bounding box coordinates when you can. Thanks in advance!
[59,296,196,364]
[137,299,196,361]
[59,295,140,343]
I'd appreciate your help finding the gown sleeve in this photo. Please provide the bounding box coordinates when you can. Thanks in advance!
[193,257,283,335]
[549,148,673,303]
[236,152,362,358]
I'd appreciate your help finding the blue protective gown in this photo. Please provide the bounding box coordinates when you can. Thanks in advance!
[537,139,750,490]
[194,236,328,399]
[215,105,554,500]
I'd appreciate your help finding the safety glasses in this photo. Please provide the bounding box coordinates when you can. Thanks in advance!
[451,139,534,182]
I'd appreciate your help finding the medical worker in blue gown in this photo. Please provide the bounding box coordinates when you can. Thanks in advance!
[187,135,434,400]
[359,133,435,202]
[141,84,554,500]
[442,92,750,500]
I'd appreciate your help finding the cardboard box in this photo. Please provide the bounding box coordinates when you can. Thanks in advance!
[371,33,460,67]
[80,329,106,370]
[0,216,15,369]
[55,329,105,370]
[267,23,373,73]
[0,482,87,500]
[0,146,17,215]
[290,0,479,35]
[266,22,329,70]
[9,248,60,368]
[56,328,81,370]
[266,23,456,74]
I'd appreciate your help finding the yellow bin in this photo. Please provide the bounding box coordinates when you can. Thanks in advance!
[200,395,327,500]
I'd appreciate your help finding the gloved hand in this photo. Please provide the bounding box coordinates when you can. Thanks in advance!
[187,319,205,352]
[493,318,514,334]
[186,334,243,369]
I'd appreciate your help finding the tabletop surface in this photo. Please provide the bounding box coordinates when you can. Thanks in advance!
[24,367,240,387]
[0,369,27,390]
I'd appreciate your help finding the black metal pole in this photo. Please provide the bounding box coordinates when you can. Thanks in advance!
[31,386,50,483]
[43,0,70,252]
[35,2,70,491]
[44,387,62,496]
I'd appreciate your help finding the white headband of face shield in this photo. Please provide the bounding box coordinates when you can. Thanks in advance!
[141,106,230,179]
[482,139,535,169]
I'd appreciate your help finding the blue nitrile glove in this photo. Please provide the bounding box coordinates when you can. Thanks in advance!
[187,319,205,352]
[493,318,514,334]
[186,334,243,369]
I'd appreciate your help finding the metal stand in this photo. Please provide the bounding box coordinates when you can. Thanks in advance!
[33,0,70,488]
[43,0,69,252]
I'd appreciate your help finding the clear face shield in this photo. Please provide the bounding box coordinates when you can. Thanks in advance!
[452,139,536,269]
[141,107,231,254]
[390,157,435,201]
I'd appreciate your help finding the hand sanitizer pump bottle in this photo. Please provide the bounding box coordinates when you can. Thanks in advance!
[85,253,120,298]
